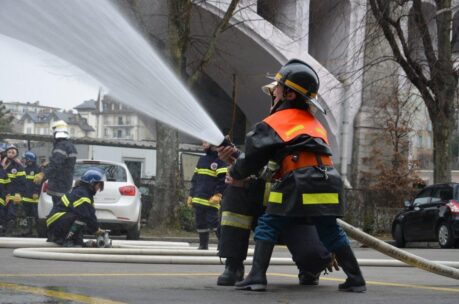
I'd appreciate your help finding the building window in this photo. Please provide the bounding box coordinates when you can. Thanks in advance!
[104,128,108,136]
[26,127,32,134]
[118,116,123,125]
[117,129,122,138]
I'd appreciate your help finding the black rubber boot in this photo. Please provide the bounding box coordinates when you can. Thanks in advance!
[335,245,366,292]
[298,270,320,285]
[235,240,274,291]
[63,221,85,247]
[198,232,209,250]
[217,258,244,286]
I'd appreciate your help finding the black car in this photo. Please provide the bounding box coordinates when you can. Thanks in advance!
[392,183,459,248]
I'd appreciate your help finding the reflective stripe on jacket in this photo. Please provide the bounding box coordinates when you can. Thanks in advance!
[230,100,343,217]
[46,185,99,233]
[4,160,26,197]
[44,139,77,195]
[189,150,228,210]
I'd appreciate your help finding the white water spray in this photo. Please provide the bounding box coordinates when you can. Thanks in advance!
[0,0,224,145]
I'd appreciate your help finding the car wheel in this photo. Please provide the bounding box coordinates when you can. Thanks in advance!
[126,218,141,240]
[437,222,454,248]
[393,223,405,248]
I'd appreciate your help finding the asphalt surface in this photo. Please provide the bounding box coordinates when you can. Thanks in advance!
[0,240,458,304]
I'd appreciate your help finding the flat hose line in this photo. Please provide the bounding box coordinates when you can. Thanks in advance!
[1,219,459,281]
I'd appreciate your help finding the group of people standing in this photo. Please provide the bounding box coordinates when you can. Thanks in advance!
[0,119,106,247]
[188,59,367,293]
[0,144,42,236]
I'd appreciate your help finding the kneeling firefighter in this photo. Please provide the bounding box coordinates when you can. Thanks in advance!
[216,81,332,287]
[46,167,106,247]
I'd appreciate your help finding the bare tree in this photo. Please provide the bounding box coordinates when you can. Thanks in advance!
[368,0,459,183]
[126,0,241,228]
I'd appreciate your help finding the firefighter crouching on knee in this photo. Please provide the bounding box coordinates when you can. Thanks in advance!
[187,141,228,250]
[46,167,106,247]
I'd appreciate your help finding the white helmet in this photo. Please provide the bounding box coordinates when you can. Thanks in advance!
[51,120,69,139]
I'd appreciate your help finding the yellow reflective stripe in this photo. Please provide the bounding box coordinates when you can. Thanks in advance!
[191,197,220,210]
[0,178,10,184]
[22,197,39,203]
[195,168,217,177]
[16,171,26,176]
[302,193,339,205]
[221,211,252,230]
[7,173,15,178]
[268,192,283,204]
[26,175,35,180]
[0,198,5,206]
[61,195,71,207]
[73,197,92,208]
[216,167,228,175]
[286,125,305,137]
[47,212,66,226]
[275,73,317,98]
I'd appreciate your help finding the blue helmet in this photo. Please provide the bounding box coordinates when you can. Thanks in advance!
[24,151,37,162]
[0,143,7,154]
[80,167,106,187]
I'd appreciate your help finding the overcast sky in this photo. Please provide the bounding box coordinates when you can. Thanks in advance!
[0,34,101,110]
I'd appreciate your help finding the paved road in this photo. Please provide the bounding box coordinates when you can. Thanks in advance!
[0,244,458,303]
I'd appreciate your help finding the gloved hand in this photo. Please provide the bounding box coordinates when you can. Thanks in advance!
[33,172,45,184]
[326,253,340,272]
[209,193,222,205]
[187,196,193,208]
[95,228,106,236]
[32,193,39,200]
[13,193,22,205]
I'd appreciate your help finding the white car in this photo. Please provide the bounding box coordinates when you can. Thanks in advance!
[37,160,142,240]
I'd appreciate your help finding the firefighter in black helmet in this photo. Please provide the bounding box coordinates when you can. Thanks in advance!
[216,81,332,287]
[220,59,366,292]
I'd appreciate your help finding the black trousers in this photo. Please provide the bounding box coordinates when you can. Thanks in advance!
[219,179,331,274]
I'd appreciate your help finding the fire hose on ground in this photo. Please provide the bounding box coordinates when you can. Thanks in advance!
[0,220,458,280]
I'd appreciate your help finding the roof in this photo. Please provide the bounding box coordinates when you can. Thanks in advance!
[74,99,97,111]
[20,111,95,132]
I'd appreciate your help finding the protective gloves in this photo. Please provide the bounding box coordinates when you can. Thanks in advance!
[34,172,45,184]
[187,196,193,208]
[209,193,222,205]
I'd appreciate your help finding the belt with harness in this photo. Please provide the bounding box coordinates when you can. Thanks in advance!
[262,151,333,206]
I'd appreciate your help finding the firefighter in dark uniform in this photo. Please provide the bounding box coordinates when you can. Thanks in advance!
[34,120,77,206]
[46,167,106,247]
[222,59,366,292]
[216,83,332,287]
[187,142,228,250]
[2,144,26,235]
[22,151,42,236]
[0,145,10,234]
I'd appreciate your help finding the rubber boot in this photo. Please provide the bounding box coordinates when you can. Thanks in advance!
[198,232,209,250]
[217,258,244,286]
[235,240,274,291]
[63,221,85,247]
[298,270,320,285]
[334,245,366,292]
[24,217,35,237]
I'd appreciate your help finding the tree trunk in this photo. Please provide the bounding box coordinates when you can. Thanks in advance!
[148,122,181,228]
[432,117,453,183]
